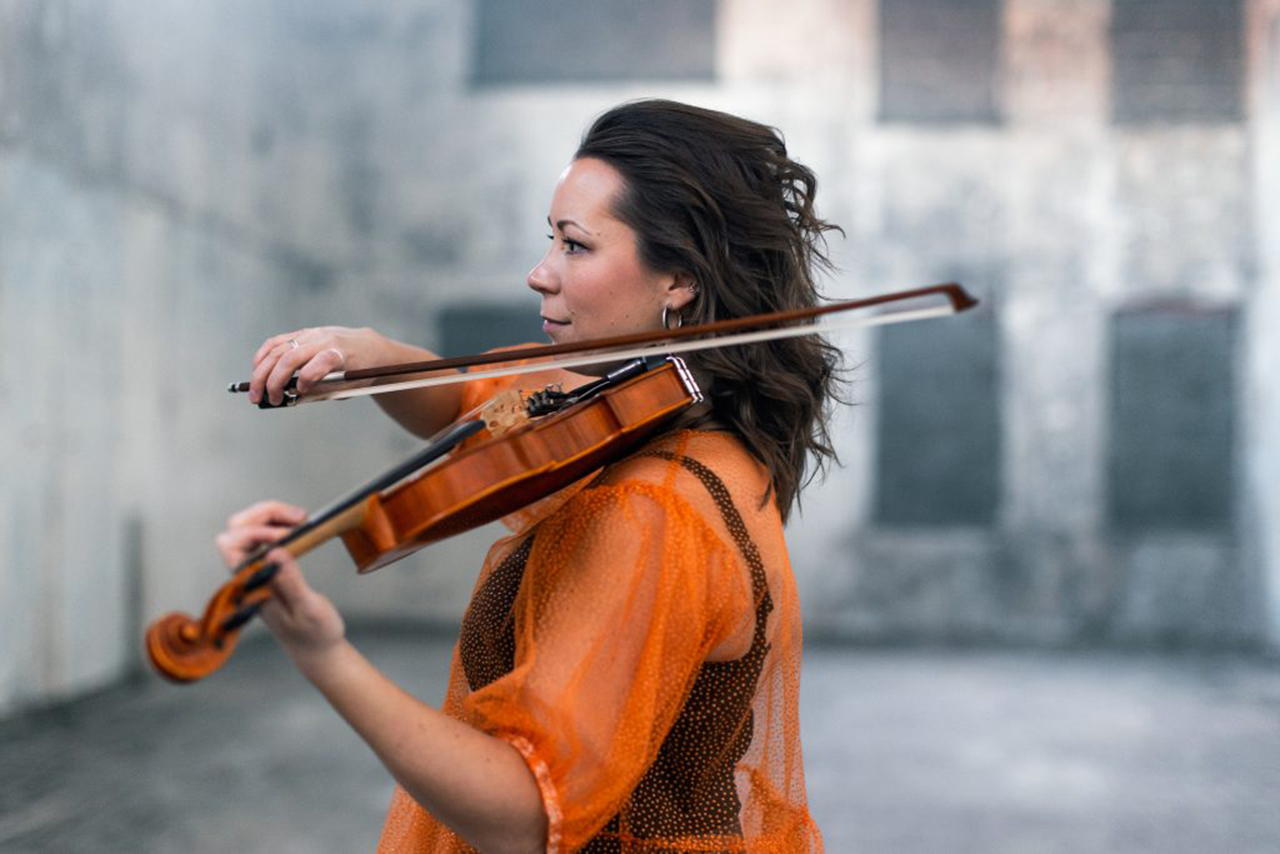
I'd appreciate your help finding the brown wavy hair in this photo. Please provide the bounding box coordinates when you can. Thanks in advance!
[576,99,845,522]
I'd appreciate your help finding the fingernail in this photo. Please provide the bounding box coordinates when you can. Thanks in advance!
[242,562,280,592]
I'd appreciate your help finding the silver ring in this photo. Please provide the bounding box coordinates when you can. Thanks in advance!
[287,339,300,350]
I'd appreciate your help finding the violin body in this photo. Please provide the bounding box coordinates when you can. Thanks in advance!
[343,358,699,571]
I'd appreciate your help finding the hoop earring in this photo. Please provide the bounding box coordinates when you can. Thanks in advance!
[662,305,683,330]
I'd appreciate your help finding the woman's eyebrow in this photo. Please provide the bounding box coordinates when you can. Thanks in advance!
[548,216,593,235]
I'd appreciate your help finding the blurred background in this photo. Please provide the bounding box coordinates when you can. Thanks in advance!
[2,0,1279,851]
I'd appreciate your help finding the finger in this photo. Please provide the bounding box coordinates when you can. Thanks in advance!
[295,347,345,394]
[263,345,314,406]
[260,549,311,619]
[256,549,346,651]
[253,330,306,367]
[249,331,309,402]
[248,343,290,404]
[255,555,301,634]
[251,334,319,403]
[227,500,308,530]
[214,524,293,567]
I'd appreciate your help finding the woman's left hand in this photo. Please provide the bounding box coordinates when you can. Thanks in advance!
[215,500,346,665]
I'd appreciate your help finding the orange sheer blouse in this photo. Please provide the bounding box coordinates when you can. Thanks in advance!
[378,364,823,853]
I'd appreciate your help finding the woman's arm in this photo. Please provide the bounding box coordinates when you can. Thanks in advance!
[298,640,547,854]
[217,502,547,854]
[248,326,463,438]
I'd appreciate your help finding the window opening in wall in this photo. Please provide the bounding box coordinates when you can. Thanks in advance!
[1110,0,1244,124]
[471,0,716,86]
[874,304,1002,526]
[1107,305,1237,532]
[437,301,546,357]
[878,0,1003,124]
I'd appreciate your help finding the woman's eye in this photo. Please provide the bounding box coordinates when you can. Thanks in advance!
[545,232,586,254]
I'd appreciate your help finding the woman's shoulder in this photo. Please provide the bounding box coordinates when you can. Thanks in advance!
[592,429,774,517]
[593,427,732,474]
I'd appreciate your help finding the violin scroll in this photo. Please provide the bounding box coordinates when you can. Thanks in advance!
[146,557,280,682]
[146,612,238,683]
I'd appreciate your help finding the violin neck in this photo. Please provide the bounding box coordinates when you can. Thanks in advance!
[231,417,488,573]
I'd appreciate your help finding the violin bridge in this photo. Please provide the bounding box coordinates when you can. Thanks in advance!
[479,389,532,437]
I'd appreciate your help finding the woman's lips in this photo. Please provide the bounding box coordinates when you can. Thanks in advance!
[541,317,570,333]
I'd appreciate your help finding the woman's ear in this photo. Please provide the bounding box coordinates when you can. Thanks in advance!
[665,272,698,311]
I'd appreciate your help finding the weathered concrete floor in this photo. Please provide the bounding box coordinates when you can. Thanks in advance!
[2,630,1279,853]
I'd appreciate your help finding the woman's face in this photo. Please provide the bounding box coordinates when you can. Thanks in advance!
[528,157,693,345]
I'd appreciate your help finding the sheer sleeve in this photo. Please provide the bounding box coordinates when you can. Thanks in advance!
[456,343,550,416]
[461,480,748,851]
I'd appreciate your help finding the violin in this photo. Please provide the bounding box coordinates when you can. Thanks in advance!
[146,283,977,683]
[146,356,701,682]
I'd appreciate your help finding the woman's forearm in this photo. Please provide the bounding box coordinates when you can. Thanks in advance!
[293,640,547,854]
[364,335,464,438]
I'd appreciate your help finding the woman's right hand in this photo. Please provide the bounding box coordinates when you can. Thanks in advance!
[247,325,462,438]
[249,326,391,406]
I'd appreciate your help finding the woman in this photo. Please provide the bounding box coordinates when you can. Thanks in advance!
[222,100,840,853]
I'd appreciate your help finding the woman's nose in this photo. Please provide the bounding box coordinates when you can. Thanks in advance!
[526,252,557,295]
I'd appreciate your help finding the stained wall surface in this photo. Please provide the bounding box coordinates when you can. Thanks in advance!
[1,0,1277,716]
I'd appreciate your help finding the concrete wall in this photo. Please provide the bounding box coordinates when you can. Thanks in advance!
[1249,0,1280,649]
[794,0,1264,647]
[1,0,1275,716]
